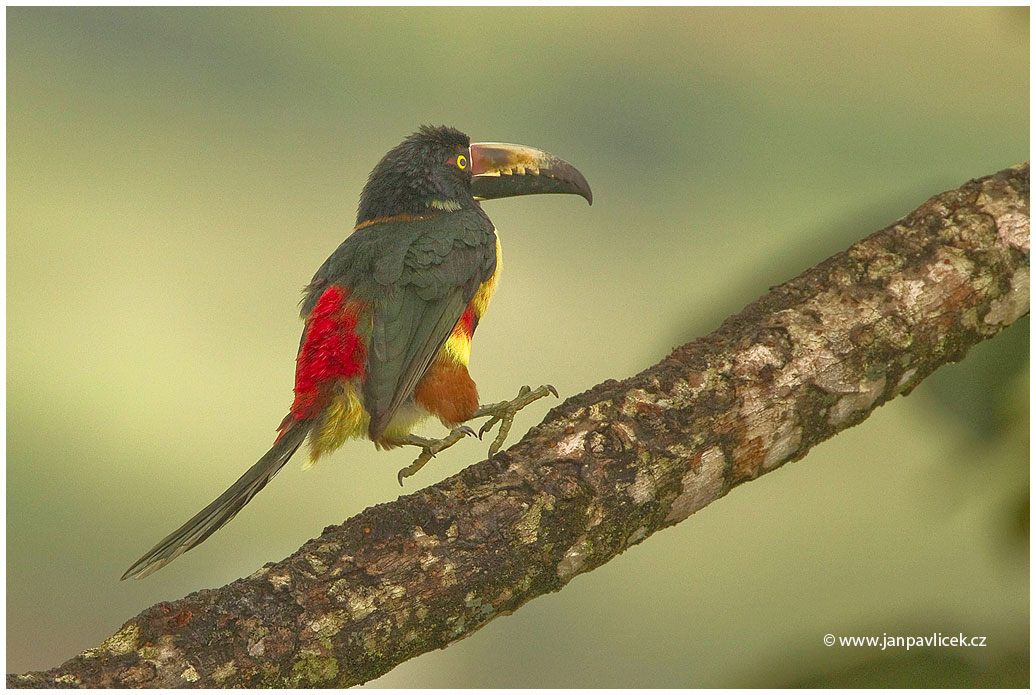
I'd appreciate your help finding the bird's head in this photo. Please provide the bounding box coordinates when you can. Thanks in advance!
[356,125,592,225]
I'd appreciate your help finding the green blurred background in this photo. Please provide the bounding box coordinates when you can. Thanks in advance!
[7,7,1028,687]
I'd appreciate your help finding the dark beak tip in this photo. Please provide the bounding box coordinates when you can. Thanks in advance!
[567,170,593,206]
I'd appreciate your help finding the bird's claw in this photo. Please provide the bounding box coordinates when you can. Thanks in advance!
[471,384,560,459]
[396,425,476,485]
[394,387,558,484]
[477,418,496,440]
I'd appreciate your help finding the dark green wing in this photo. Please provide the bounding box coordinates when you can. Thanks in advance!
[365,210,497,439]
[302,208,497,440]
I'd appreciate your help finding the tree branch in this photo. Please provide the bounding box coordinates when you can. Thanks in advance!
[10,164,1029,688]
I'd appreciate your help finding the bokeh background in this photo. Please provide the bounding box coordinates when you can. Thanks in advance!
[7,7,1028,687]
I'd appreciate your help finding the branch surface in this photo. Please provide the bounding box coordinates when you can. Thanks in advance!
[10,164,1029,688]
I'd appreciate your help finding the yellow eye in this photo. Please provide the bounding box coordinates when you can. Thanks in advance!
[456,154,467,170]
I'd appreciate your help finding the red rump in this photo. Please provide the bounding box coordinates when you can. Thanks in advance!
[290,285,366,419]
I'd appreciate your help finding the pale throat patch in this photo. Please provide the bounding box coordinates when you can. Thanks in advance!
[428,199,462,212]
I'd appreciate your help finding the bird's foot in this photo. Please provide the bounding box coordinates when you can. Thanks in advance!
[396,425,476,485]
[471,384,559,459]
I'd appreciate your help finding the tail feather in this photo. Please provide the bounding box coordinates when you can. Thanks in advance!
[121,421,311,580]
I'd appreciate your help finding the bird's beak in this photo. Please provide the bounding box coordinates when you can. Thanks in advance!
[469,142,593,205]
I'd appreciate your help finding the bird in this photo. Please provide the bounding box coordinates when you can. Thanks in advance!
[122,125,592,579]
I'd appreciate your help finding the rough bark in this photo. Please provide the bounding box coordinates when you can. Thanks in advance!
[10,163,1029,689]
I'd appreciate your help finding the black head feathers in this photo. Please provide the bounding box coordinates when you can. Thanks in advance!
[416,125,470,151]
[357,125,474,224]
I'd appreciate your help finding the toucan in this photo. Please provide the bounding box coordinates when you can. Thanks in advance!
[123,125,592,579]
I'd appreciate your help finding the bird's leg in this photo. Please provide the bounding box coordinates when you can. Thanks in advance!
[396,425,476,485]
[471,384,559,458]
[395,384,558,484]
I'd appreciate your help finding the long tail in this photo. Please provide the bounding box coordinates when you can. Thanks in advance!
[121,420,311,580]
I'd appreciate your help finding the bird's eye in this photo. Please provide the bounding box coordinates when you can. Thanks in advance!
[456,154,467,170]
